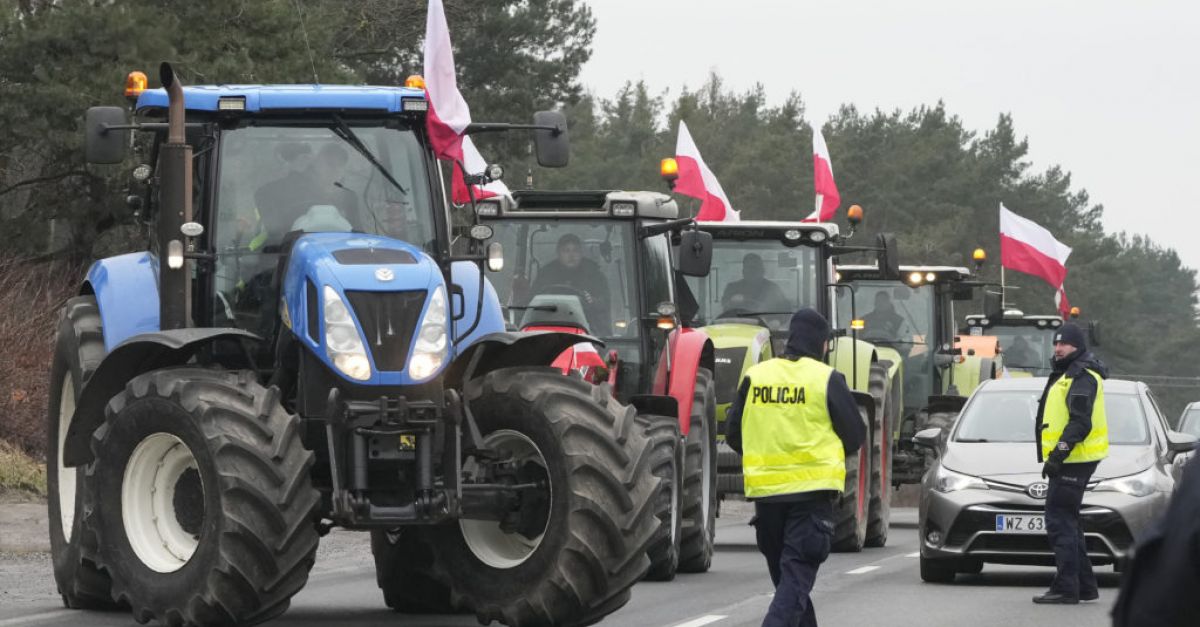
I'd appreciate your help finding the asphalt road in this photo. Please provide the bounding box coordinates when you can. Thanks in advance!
[0,506,1118,627]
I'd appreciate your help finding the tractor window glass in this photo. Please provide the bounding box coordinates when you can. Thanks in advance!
[487,220,638,340]
[641,234,675,315]
[837,280,935,406]
[984,326,1056,375]
[954,391,1149,445]
[211,124,432,334]
[687,240,819,331]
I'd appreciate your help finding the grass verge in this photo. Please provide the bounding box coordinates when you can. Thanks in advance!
[0,439,47,497]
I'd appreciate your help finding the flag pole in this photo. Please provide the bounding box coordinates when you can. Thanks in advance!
[1000,265,1007,310]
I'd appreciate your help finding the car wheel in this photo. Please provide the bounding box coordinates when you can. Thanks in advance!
[919,555,957,583]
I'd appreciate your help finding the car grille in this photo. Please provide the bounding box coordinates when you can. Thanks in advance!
[345,290,427,372]
[945,505,1135,558]
[713,347,747,405]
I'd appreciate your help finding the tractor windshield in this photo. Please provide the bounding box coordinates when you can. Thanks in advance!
[487,220,639,340]
[838,281,936,405]
[210,124,434,334]
[687,240,821,330]
[985,326,1056,375]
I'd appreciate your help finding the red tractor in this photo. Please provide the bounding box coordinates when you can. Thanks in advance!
[477,189,718,580]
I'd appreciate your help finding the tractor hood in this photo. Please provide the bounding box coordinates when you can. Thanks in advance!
[282,232,445,386]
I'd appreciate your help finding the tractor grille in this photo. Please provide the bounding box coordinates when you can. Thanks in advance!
[713,347,748,405]
[345,290,427,372]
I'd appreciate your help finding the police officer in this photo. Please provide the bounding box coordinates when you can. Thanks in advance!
[726,308,864,627]
[1033,322,1109,604]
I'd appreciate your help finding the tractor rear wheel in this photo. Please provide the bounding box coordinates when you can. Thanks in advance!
[47,296,117,610]
[832,399,871,553]
[371,529,457,613]
[639,413,682,581]
[678,368,718,573]
[865,365,894,548]
[87,368,320,626]
[419,368,659,627]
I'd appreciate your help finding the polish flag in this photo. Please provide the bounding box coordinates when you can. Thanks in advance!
[451,136,511,204]
[999,203,1073,316]
[803,122,840,222]
[674,121,738,222]
[423,0,470,162]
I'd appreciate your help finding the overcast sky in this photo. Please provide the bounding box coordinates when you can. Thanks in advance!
[579,0,1200,271]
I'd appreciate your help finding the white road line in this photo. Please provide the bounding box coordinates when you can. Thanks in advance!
[670,616,727,627]
[0,610,74,626]
[906,552,920,557]
[846,565,881,575]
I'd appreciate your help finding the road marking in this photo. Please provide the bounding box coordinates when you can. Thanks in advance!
[907,552,920,557]
[846,565,881,574]
[0,610,74,626]
[671,616,727,627]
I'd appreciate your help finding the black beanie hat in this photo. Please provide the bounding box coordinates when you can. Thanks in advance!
[1053,323,1087,352]
[786,308,832,358]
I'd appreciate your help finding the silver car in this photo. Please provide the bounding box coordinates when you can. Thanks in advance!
[915,377,1198,583]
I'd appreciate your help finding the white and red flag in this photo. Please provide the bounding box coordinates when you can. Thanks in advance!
[999,203,1073,315]
[673,121,738,222]
[423,0,470,162]
[804,122,841,222]
[451,136,511,204]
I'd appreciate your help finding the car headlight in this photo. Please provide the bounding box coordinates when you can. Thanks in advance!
[408,286,447,380]
[933,465,988,493]
[1093,467,1158,497]
[324,286,371,381]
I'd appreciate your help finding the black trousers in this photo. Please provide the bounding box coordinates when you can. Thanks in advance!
[1045,461,1100,598]
[752,498,834,627]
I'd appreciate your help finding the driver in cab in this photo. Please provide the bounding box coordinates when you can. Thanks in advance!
[862,290,906,339]
[721,253,791,314]
[255,143,359,240]
[529,233,612,334]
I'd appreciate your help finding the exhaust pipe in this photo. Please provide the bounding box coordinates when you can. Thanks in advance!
[157,62,192,330]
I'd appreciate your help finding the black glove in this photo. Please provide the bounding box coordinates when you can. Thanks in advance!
[1042,448,1068,479]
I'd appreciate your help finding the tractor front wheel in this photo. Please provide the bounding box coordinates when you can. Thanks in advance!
[865,364,894,548]
[639,413,682,581]
[418,367,659,627]
[678,368,718,573]
[832,400,871,553]
[87,368,320,626]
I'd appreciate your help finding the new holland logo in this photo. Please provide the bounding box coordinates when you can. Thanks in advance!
[1026,482,1049,499]
[375,268,394,282]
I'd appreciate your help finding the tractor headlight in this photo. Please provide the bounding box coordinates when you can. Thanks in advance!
[409,286,447,380]
[323,286,371,381]
[1093,467,1158,497]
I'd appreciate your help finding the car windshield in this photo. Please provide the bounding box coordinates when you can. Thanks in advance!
[954,390,1150,444]
[686,240,821,330]
[984,326,1056,373]
[1179,407,1200,437]
[486,219,638,339]
[211,124,434,334]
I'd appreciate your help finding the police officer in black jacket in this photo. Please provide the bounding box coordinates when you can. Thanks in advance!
[726,309,864,627]
[1034,323,1110,604]
[1111,443,1200,626]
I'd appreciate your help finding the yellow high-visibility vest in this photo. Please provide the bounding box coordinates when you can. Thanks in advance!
[741,357,845,498]
[1041,369,1109,463]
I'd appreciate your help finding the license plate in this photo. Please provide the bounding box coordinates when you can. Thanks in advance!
[995,514,1046,534]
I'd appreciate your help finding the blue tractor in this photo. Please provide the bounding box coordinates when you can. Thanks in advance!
[46,64,661,627]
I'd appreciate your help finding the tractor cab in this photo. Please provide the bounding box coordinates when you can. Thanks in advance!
[964,309,1064,376]
[477,190,709,403]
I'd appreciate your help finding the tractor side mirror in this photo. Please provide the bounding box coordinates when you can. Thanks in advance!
[85,106,129,164]
[1088,321,1102,347]
[532,110,569,168]
[951,284,976,301]
[676,229,713,277]
[877,232,900,281]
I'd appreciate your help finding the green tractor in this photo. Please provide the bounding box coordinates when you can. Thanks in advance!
[963,310,1066,377]
[833,264,1000,486]
[682,219,902,551]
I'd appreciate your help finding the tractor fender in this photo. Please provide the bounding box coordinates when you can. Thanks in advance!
[947,355,986,397]
[829,336,879,394]
[443,330,603,388]
[657,328,714,436]
[81,252,161,351]
[63,327,262,467]
[629,394,679,420]
[926,394,967,416]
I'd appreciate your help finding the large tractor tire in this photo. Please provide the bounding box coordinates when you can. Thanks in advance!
[371,529,457,613]
[47,296,117,610]
[638,413,682,581]
[86,368,320,626]
[865,364,894,548]
[417,368,659,627]
[832,401,871,553]
[678,367,718,573]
